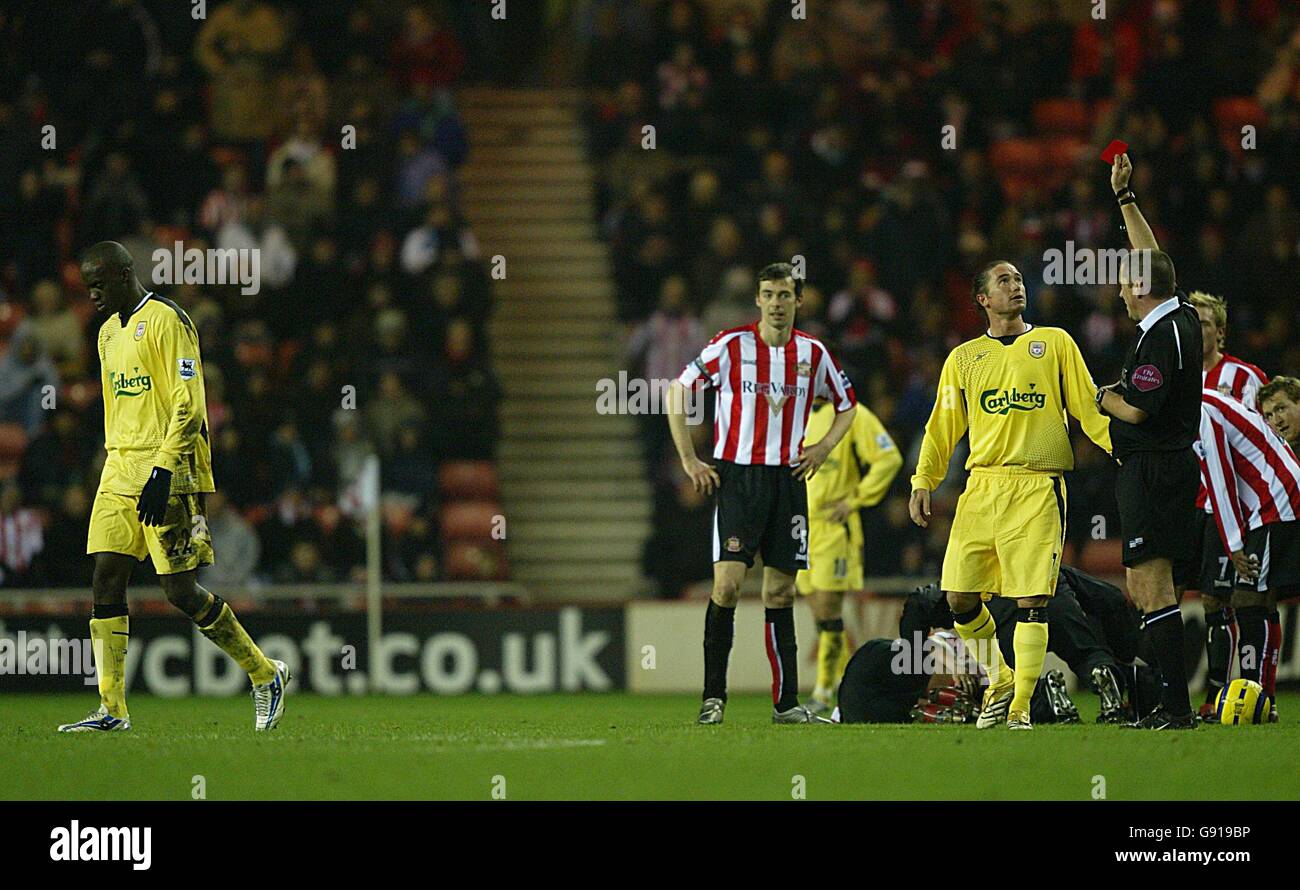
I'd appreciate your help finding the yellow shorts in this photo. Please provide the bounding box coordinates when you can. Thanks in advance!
[87,490,214,575]
[796,513,864,594]
[940,468,1065,598]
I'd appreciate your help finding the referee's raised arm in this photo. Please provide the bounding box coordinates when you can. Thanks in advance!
[1111,153,1159,252]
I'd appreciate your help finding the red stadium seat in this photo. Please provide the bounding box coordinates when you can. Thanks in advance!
[1091,98,1117,127]
[1046,135,1089,170]
[1214,96,1266,132]
[1078,538,1125,577]
[1033,98,1091,136]
[438,461,500,500]
[996,174,1041,203]
[440,500,502,541]
[444,540,508,580]
[0,423,28,480]
[989,138,1049,176]
[382,497,416,536]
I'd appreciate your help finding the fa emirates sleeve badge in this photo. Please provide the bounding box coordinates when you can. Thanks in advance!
[1029,340,1046,358]
[134,321,147,340]
[1131,364,1163,391]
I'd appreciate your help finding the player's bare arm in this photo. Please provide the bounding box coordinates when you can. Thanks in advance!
[794,406,854,481]
[909,488,931,528]
[667,380,719,494]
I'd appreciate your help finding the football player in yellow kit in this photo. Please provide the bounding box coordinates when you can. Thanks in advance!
[909,261,1112,729]
[796,398,902,712]
[59,241,289,733]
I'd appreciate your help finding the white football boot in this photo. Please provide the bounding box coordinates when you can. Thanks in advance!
[252,659,291,732]
[58,706,131,733]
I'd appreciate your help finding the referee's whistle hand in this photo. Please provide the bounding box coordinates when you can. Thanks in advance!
[909,488,931,528]
[682,456,719,495]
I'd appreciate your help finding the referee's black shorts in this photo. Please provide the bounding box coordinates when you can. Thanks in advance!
[712,460,808,574]
[1116,448,1200,585]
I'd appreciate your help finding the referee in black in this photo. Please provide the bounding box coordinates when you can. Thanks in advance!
[1094,153,1202,730]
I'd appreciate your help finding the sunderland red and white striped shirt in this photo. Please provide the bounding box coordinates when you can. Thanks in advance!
[678,323,856,465]
[1197,354,1270,510]
[1199,389,1300,552]
[1203,353,1268,409]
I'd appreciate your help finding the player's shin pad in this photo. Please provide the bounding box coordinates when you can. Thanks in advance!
[953,604,1010,686]
[89,616,130,719]
[198,602,276,684]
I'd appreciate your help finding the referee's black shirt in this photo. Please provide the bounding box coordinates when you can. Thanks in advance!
[1110,292,1203,460]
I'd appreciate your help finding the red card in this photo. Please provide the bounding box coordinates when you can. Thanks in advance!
[1101,139,1128,164]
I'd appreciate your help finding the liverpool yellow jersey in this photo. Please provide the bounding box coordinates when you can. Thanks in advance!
[96,292,214,496]
[911,325,1111,490]
[806,401,903,517]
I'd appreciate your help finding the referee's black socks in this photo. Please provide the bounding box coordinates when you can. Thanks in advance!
[765,607,799,712]
[1143,604,1193,715]
[703,601,736,701]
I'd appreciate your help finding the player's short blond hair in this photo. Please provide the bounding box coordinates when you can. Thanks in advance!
[1259,376,1300,408]
[1188,291,1227,349]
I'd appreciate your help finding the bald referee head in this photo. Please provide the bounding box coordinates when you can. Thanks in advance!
[1117,248,1176,322]
[80,240,147,320]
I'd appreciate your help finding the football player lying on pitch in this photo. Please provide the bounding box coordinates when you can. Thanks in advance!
[833,564,1139,725]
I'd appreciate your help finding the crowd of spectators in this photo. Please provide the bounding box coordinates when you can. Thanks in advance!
[0,0,502,589]
[583,0,1300,597]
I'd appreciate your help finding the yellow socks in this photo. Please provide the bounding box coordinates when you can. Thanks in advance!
[1010,616,1049,715]
[197,596,276,685]
[953,603,1012,687]
[815,620,849,695]
[89,614,130,719]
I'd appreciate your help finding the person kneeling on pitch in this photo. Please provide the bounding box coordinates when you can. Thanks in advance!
[900,566,1140,724]
[831,631,1085,726]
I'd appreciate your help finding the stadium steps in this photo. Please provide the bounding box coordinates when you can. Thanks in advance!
[499,439,639,461]
[460,85,650,602]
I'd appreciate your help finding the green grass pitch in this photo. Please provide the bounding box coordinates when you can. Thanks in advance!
[3,692,1297,800]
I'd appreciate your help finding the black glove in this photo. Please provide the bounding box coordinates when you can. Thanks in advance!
[137,467,173,526]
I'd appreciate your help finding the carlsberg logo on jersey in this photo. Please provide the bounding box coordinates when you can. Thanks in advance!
[980,385,1047,415]
[110,367,152,397]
